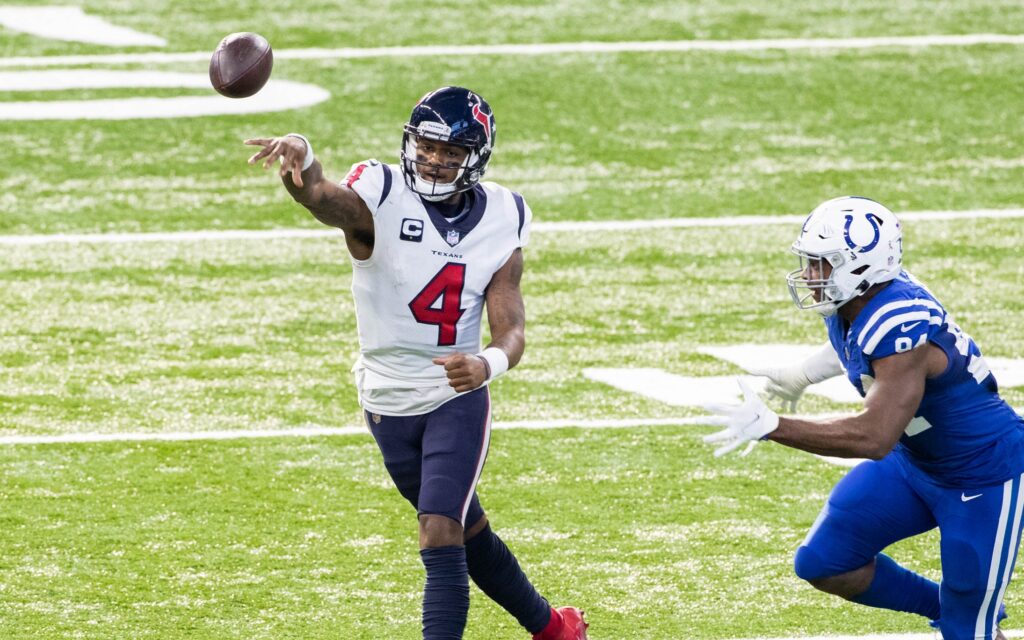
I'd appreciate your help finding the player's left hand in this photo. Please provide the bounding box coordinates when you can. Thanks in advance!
[433,353,488,392]
[702,379,780,457]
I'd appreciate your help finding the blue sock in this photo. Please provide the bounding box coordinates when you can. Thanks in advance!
[851,553,941,620]
[465,524,551,634]
[420,546,470,640]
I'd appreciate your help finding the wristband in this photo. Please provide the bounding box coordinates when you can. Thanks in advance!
[477,347,509,382]
[285,133,315,171]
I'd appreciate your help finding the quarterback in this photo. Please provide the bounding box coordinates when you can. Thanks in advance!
[245,87,587,640]
[705,196,1024,639]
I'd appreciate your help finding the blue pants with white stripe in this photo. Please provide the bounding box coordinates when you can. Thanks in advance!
[795,452,1024,640]
[365,387,490,526]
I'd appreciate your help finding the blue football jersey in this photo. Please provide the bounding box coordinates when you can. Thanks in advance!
[825,271,1024,486]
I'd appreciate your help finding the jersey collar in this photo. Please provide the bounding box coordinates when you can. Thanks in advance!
[420,184,488,247]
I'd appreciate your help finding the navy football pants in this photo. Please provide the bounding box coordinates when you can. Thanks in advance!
[795,453,1024,640]
[366,387,490,527]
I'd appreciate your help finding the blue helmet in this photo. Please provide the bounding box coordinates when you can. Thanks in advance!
[400,86,496,201]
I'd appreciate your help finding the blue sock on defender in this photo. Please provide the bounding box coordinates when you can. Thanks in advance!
[465,524,551,633]
[420,546,470,640]
[851,553,941,620]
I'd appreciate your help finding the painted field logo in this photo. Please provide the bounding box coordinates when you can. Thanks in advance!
[584,344,1024,408]
[0,8,329,120]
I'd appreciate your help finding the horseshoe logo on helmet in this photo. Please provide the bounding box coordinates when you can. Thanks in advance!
[844,212,882,252]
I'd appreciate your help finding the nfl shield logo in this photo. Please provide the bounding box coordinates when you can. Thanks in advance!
[445,229,461,246]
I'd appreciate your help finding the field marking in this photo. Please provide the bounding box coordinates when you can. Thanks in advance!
[2,208,1023,246]
[0,6,165,47]
[0,417,708,446]
[584,366,861,407]
[3,33,1024,68]
[0,70,330,120]
[585,345,1024,469]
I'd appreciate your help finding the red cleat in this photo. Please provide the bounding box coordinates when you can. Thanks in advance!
[557,607,589,640]
[533,606,589,640]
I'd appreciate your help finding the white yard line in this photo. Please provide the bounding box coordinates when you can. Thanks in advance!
[2,209,1022,246]
[2,34,1024,68]
[0,417,707,445]
[3,409,1020,451]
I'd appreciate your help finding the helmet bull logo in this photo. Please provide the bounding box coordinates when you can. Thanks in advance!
[471,103,492,145]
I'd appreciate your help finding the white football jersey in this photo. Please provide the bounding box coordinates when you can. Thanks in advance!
[344,160,531,415]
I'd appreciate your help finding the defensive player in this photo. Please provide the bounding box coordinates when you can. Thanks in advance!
[244,87,587,640]
[704,196,1024,639]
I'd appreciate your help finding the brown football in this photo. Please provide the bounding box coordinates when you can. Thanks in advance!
[209,32,273,98]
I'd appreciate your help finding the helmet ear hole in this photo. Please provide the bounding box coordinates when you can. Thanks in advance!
[850,265,869,275]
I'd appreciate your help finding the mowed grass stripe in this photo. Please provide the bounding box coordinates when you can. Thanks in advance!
[2,219,1022,438]
[7,46,1024,234]
[0,424,954,639]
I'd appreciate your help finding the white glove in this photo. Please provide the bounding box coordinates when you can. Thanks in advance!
[745,343,842,412]
[744,363,810,412]
[702,379,780,457]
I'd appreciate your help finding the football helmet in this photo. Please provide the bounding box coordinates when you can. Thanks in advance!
[400,86,495,201]
[786,196,903,316]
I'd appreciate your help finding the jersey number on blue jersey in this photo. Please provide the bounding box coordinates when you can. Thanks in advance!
[946,318,992,384]
[409,262,467,346]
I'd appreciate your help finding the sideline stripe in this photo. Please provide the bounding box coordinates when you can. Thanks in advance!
[3,209,1023,247]
[3,34,1024,68]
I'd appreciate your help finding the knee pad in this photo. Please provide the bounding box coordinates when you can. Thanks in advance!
[794,544,831,582]
[419,475,466,522]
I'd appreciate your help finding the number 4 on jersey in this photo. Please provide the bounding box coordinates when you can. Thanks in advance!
[409,263,467,346]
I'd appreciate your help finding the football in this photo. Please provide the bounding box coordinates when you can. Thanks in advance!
[209,32,273,98]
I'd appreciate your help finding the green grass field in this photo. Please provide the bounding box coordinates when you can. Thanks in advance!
[2,2,1024,638]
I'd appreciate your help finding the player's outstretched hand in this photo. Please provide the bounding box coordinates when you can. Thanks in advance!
[433,353,488,393]
[702,379,780,457]
[744,363,811,412]
[244,136,309,187]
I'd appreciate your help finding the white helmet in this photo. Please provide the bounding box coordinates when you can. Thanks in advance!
[786,196,903,317]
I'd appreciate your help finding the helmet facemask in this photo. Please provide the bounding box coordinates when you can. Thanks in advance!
[786,249,862,317]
